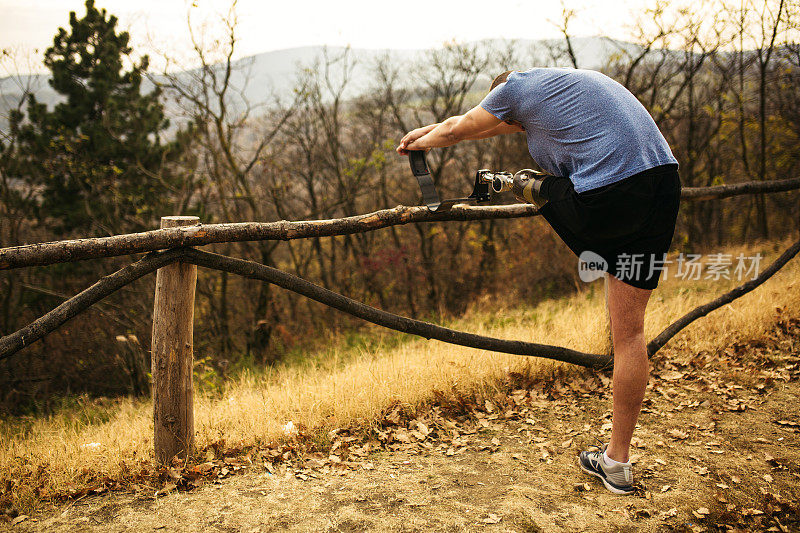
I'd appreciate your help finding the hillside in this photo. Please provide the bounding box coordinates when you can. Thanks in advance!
[0,36,634,127]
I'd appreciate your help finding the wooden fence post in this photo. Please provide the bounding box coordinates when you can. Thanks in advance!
[152,216,199,465]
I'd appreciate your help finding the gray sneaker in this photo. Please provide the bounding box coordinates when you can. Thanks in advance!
[578,445,635,495]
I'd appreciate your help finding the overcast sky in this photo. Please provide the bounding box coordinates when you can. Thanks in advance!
[0,0,644,74]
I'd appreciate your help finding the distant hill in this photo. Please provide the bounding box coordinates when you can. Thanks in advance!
[0,36,637,128]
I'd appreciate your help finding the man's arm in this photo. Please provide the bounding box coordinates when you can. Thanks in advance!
[462,121,524,140]
[396,105,521,154]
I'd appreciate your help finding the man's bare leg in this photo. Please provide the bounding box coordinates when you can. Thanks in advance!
[605,274,652,463]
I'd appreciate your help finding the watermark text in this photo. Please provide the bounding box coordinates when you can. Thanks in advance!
[577,252,762,283]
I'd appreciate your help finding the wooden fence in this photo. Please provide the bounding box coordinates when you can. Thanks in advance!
[0,177,799,465]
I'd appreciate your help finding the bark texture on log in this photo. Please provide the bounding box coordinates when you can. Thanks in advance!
[0,204,536,270]
[1,177,797,270]
[680,177,800,200]
[151,217,198,465]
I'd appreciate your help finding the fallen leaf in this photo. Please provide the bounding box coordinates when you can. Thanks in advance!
[384,405,402,425]
[668,429,689,440]
[661,484,671,492]
[11,515,28,526]
[482,513,502,524]
[491,437,501,446]
[393,428,412,443]
[661,370,685,381]
[561,438,573,448]
[763,474,774,483]
[157,482,177,496]
[196,462,214,474]
[661,508,678,520]
[692,507,710,519]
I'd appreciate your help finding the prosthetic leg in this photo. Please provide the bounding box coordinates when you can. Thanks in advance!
[479,168,550,209]
[408,150,550,211]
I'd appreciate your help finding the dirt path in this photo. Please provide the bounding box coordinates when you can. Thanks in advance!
[6,318,800,532]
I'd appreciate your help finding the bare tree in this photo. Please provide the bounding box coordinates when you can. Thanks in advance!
[153,0,298,362]
[549,1,580,69]
[748,0,788,238]
[0,49,39,336]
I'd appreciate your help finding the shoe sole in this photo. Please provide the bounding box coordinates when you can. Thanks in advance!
[578,456,634,495]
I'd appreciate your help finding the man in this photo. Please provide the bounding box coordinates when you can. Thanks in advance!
[397,68,680,495]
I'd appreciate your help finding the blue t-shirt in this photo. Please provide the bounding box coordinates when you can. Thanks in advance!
[480,68,678,193]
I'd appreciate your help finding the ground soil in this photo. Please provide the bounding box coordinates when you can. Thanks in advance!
[4,318,800,533]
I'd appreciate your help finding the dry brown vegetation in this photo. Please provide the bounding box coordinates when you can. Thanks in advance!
[1,238,798,531]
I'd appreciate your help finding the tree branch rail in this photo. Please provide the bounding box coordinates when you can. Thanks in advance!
[1,177,798,270]
[2,238,798,369]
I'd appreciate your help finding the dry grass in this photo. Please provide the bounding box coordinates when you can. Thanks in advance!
[1,236,798,514]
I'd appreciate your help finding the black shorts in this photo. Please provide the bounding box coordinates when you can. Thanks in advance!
[538,164,681,290]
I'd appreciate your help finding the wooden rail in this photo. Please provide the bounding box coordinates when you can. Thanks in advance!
[1,177,798,271]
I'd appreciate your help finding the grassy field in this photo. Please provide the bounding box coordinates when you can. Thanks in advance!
[1,237,798,521]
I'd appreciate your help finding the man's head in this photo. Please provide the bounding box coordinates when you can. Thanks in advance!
[490,70,514,91]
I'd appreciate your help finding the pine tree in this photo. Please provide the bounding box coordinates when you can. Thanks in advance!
[15,0,185,234]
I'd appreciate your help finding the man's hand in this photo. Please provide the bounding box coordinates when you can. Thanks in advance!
[397,124,437,155]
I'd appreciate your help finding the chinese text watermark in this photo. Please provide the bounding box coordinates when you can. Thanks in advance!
[578,252,763,283]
